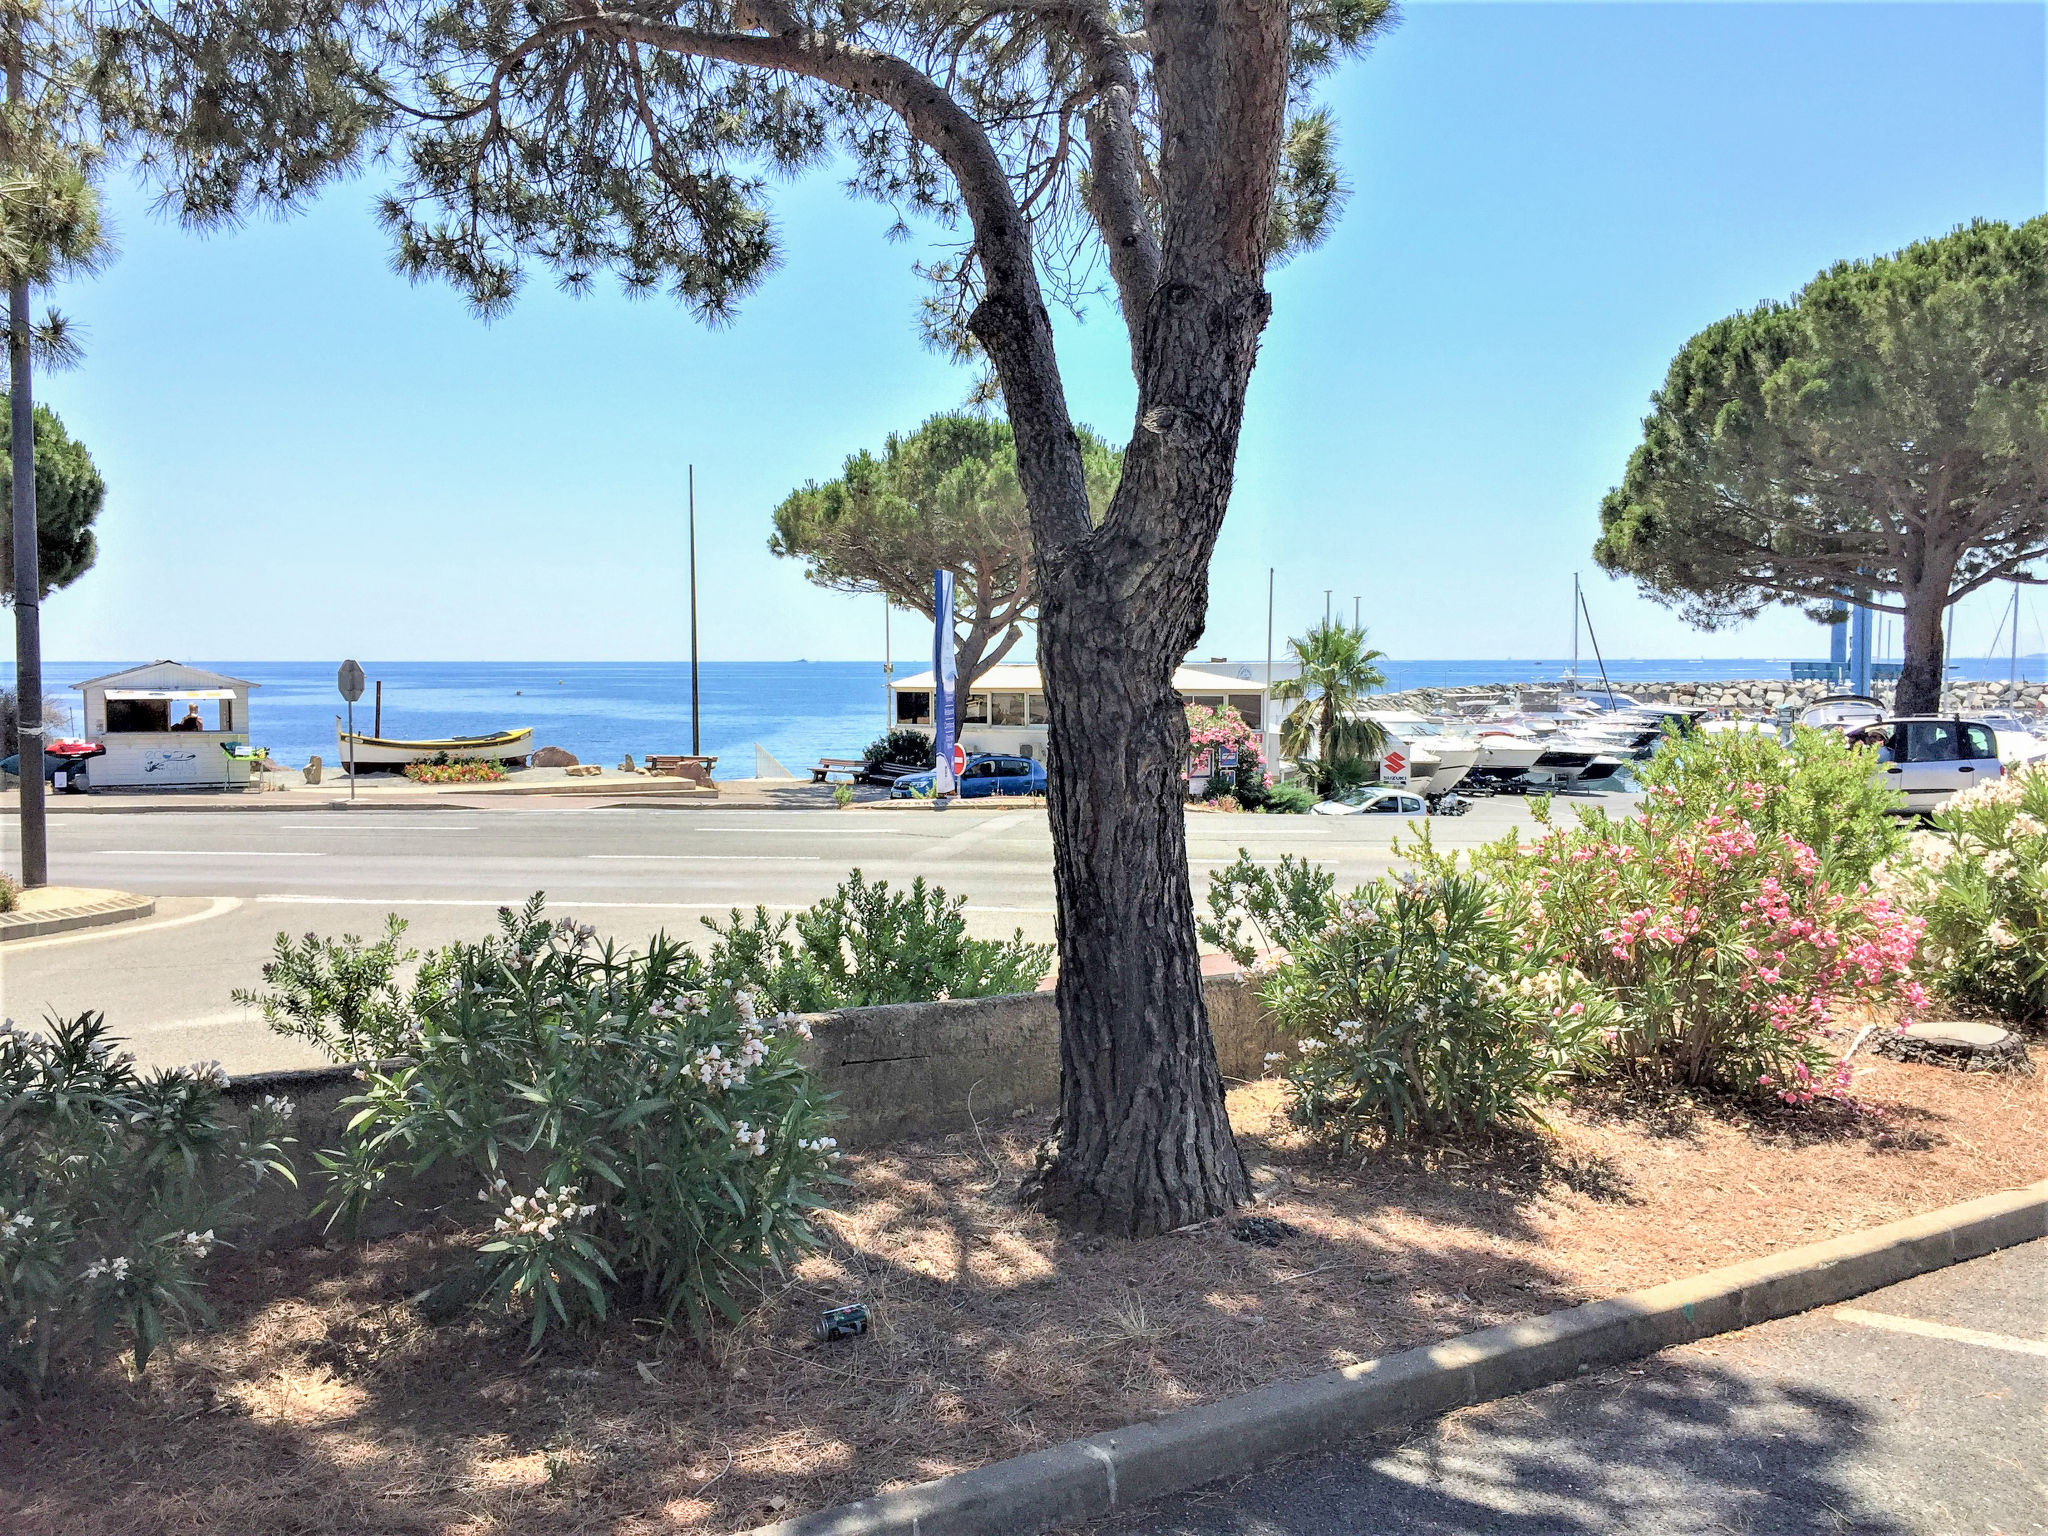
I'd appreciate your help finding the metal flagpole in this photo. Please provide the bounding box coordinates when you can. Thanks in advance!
[2013,579,2022,692]
[1265,568,1275,755]
[688,465,701,756]
[1323,589,1331,627]
[1571,573,1580,687]
[1353,595,1360,630]
[883,596,892,735]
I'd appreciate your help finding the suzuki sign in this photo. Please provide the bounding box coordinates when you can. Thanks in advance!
[1382,748,1410,787]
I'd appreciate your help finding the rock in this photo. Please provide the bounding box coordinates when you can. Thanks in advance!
[564,763,603,778]
[619,755,638,773]
[302,755,323,786]
[1873,1020,2033,1074]
[531,745,579,768]
[1230,1215,1299,1248]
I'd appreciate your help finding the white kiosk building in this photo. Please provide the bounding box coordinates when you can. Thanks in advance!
[888,658,1299,771]
[74,661,260,789]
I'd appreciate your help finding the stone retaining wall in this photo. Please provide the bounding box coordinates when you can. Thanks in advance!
[222,973,1285,1242]
[1374,677,2048,718]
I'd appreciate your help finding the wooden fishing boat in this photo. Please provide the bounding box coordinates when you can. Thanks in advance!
[336,718,533,767]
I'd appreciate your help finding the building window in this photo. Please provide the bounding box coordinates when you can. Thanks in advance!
[107,698,170,732]
[990,693,1028,726]
[896,691,932,726]
[1228,693,1263,729]
[1024,693,1048,725]
[963,693,990,725]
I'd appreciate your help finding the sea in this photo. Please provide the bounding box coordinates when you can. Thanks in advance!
[6,657,2043,779]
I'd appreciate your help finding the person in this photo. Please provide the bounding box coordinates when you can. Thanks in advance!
[171,704,204,732]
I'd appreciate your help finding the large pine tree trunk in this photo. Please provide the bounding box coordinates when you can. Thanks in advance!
[1026,542,1252,1235]
[1894,547,1958,717]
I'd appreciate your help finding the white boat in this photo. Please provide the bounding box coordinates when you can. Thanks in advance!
[1362,710,1480,795]
[1980,711,2048,767]
[336,718,534,768]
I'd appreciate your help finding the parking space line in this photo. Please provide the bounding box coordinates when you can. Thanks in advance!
[1830,1307,2048,1357]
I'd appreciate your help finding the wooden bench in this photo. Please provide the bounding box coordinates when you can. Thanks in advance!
[646,754,717,788]
[812,757,866,784]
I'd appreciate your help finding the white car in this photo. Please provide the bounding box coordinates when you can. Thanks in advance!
[1848,717,2004,813]
[1310,786,1431,817]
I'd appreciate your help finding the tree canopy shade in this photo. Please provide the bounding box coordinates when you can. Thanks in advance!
[115,0,1397,1235]
[1595,216,2048,715]
[0,401,104,602]
[1271,619,1387,772]
[768,413,1118,691]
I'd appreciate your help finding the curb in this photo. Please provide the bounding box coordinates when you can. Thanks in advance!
[0,890,156,941]
[748,1181,2048,1536]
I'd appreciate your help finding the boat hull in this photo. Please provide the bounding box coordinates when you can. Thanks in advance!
[336,720,533,767]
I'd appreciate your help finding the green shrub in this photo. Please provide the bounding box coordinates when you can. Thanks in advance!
[864,728,935,771]
[251,898,840,1343]
[1430,788,1924,1099]
[1198,850,1335,967]
[1260,782,1317,815]
[0,873,18,914]
[0,1015,295,1407]
[831,783,855,809]
[1259,870,1610,1145]
[701,869,1052,1011]
[1635,725,1904,886]
[1895,761,2048,1023]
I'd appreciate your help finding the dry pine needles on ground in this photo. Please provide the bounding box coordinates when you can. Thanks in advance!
[4,1051,2042,1536]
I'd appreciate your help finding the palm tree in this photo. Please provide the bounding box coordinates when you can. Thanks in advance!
[1270,620,1390,780]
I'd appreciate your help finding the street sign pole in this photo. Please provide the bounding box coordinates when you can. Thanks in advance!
[337,659,366,804]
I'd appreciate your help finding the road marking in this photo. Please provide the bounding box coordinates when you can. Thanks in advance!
[86,850,325,857]
[1830,1307,2048,1358]
[585,854,824,862]
[0,896,242,952]
[253,895,807,911]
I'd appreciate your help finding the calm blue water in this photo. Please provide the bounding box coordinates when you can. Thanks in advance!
[4,656,2041,777]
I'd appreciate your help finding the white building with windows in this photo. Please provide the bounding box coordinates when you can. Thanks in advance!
[888,658,1298,769]
[74,661,260,789]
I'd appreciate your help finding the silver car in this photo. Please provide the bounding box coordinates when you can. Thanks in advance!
[1851,717,2004,813]
[1310,786,1431,817]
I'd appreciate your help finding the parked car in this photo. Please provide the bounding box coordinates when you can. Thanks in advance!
[888,752,1047,799]
[1844,717,2004,813]
[1310,786,1431,817]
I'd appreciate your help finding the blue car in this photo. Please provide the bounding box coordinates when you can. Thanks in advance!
[890,752,1047,799]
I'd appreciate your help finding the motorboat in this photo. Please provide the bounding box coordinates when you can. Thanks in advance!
[1468,725,1548,789]
[1361,710,1481,795]
[1799,694,1885,731]
[336,719,534,768]
[1468,721,1622,789]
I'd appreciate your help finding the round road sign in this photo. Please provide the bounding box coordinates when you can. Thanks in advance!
[952,742,967,776]
[337,659,366,703]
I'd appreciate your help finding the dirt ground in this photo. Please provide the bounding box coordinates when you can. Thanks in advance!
[4,1050,2042,1536]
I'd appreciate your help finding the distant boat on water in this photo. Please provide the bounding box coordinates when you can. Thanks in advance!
[336,718,534,767]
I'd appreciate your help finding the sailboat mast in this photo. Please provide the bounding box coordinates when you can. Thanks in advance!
[688,465,701,756]
[2013,579,2022,691]
[1571,572,1580,686]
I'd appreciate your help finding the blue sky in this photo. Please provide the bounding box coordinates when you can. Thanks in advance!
[25,1,2048,664]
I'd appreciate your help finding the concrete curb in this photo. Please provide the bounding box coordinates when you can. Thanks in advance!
[747,1181,2048,1536]
[0,890,155,941]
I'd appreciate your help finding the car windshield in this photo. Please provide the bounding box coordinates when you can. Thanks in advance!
[1337,787,1384,806]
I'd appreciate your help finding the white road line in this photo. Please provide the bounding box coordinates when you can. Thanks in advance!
[85,850,326,857]
[586,854,824,862]
[1830,1307,2048,1358]
[253,895,806,911]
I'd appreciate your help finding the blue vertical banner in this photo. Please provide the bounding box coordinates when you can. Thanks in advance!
[933,568,958,795]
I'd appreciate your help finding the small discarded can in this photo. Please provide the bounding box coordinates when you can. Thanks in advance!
[814,1303,870,1342]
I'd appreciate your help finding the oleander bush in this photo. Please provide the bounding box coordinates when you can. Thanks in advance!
[1198,850,1336,968]
[1635,725,1905,885]
[0,1015,294,1407]
[1892,761,2048,1025]
[1434,789,1924,1100]
[700,869,1052,1011]
[1224,865,1609,1144]
[0,872,18,913]
[246,897,841,1343]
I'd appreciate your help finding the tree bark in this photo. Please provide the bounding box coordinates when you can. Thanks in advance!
[1894,575,1950,717]
[1015,0,1289,1234]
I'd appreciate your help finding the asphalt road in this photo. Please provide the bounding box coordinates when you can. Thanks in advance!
[0,793,1597,1073]
[1096,1240,2048,1536]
